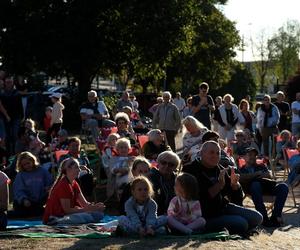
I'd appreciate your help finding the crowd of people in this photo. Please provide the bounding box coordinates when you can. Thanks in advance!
[1,73,300,238]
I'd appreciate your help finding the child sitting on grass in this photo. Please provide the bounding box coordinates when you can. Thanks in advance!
[13,151,53,217]
[167,173,206,235]
[119,156,151,214]
[117,176,167,236]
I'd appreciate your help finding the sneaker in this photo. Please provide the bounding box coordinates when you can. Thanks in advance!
[115,225,126,237]
[263,217,281,228]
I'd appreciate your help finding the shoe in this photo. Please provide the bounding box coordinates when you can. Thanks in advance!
[115,225,126,237]
[262,217,281,228]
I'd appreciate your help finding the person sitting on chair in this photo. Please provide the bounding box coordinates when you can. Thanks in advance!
[239,147,288,227]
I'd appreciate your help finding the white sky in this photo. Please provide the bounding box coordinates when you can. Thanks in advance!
[221,0,300,61]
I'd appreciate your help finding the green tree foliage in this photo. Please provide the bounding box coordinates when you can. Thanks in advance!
[0,0,239,98]
[212,62,257,102]
[286,70,300,102]
[268,21,300,83]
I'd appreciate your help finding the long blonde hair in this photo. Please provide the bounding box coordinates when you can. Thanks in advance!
[48,157,79,196]
[16,151,39,172]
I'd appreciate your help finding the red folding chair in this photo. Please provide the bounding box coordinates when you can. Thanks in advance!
[283,148,298,207]
[138,135,149,149]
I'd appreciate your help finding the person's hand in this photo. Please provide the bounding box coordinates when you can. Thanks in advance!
[146,226,155,236]
[23,199,31,207]
[230,167,240,186]
[139,227,146,237]
[218,169,227,189]
[94,202,106,212]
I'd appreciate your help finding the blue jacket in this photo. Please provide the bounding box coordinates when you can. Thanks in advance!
[124,197,159,230]
[13,167,53,204]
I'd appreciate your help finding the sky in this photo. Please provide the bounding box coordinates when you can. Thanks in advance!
[220,0,300,61]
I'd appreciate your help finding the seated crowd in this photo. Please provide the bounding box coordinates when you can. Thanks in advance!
[1,79,300,239]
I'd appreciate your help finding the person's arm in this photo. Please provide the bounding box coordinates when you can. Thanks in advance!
[145,199,158,228]
[0,100,10,121]
[13,173,29,204]
[124,198,142,230]
[0,182,9,211]
[207,96,215,112]
[173,106,181,131]
[152,106,160,128]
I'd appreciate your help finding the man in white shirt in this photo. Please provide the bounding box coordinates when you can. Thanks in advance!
[173,92,186,119]
[291,92,300,137]
[80,90,115,139]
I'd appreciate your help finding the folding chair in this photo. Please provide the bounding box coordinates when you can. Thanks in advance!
[282,148,298,207]
[137,135,149,149]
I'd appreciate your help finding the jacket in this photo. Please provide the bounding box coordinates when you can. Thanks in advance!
[152,102,181,131]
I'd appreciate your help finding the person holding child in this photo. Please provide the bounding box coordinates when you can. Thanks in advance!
[13,151,53,217]
[107,138,134,200]
[167,173,206,235]
[43,157,105,225]
[184,141,263,235]
[117,176,167,236]
[119,156,151,214]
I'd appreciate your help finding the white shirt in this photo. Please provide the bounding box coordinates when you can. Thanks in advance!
[292,101,300,123]
[173,97,186,112]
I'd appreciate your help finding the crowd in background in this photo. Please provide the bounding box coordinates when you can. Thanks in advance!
[1,72,300,237]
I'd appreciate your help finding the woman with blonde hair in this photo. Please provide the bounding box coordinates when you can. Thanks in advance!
[182,116,208,161]
[13,151,53,217]
[43,157,105,225]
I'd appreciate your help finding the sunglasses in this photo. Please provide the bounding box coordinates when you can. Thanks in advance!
[160,160,176,168]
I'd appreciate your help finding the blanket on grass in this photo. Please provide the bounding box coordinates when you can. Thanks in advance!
[1,216,240,240]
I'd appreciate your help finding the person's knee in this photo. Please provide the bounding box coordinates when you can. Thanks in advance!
[250,181,262,194]
[228,217,249,234]
[276,183,289,195]
[249,210,263,228]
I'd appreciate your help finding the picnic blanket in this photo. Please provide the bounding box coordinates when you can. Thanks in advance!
[1,215,240,240]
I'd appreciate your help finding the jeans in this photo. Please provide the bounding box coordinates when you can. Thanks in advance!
[249,181,288,219]
[205,203,263,235]
[261,127,278,157]
[118,215,167,234]
[48,212,103,225]
[162,130,177,151]
[0,210,7,230]
[5,118,21,155]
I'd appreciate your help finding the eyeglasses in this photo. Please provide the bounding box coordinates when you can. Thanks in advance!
[160,160,176,168]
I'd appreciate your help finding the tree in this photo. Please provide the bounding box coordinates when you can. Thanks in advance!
[165,2,240,95]
[212,62,257,102]
[286,69,300,102]
[268,20,300,83]
[251,29,273,92]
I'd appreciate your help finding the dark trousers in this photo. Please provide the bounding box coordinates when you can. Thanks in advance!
[162,130,177,151]
[205,203,263,235]
[46,123,62,143]
[261,127,278,157]
[0,210,7,230]
[11,200,45,218]
[249,181,288,219]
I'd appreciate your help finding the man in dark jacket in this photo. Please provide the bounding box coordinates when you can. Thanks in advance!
[239,147,288,227]
[183,141,262,235]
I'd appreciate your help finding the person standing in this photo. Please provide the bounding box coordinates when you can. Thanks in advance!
[152,91,181,151]
[191,82,215,130]
[257,95,280,157]
[0,77,23,155]
[274,91,290,131]
[173,92,186,119]
[291,92,300,138]
[116,91,133,112]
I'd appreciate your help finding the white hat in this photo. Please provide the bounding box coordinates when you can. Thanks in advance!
[50,93,62,99]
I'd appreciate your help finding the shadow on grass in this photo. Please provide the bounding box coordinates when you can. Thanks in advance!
[62,236,206,250]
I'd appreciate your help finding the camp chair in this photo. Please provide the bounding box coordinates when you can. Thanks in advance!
[281,148,298,207]
[55,150,69,162]
[137,134,149,149]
